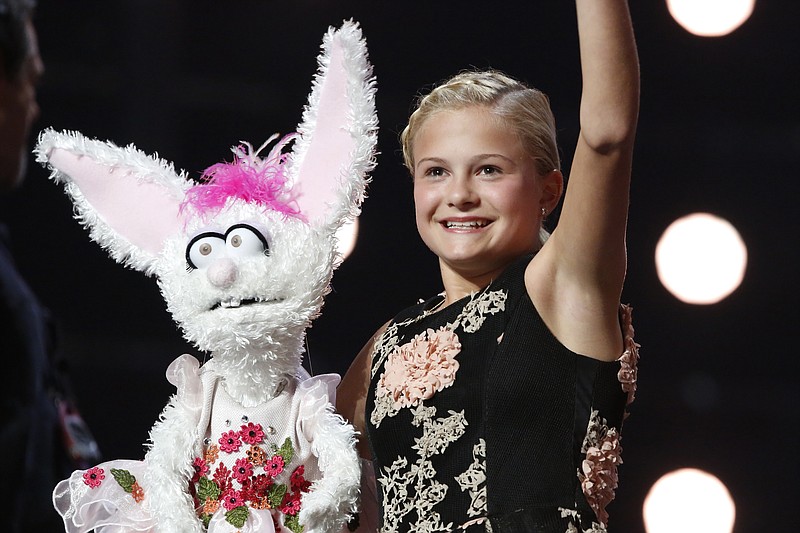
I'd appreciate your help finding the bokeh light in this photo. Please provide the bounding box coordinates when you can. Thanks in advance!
[655,213,747,304]
[666,0,755,37]
[336,217,359,259]
[644,468,736,533]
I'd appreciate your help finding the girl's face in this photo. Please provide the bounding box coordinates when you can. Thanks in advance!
[412,106,549,279]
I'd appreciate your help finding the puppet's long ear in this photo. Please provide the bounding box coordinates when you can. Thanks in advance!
[35,129,189,275]
[287,20,378,231]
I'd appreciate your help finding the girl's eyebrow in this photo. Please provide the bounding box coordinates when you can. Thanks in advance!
[416,153,516,170]
[470,153,516,164]
[416,156,446,165]
[414,156,447,172]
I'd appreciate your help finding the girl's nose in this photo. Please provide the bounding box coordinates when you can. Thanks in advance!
[446,175,478,208]
[206,257,238,288]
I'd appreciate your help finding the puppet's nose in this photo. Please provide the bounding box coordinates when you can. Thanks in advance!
[207,258,238,289]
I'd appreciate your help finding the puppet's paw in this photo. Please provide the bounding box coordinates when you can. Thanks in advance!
[298,489,349,533]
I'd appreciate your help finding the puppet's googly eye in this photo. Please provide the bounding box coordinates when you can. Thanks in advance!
[226,224,269,258]
[186,232,226,269]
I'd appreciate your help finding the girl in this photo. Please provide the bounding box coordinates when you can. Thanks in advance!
[339,1,640,531]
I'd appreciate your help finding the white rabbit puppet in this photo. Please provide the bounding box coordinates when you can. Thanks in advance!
[35,21,376,533]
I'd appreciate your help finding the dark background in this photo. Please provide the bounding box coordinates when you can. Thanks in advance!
[2,1,798,531]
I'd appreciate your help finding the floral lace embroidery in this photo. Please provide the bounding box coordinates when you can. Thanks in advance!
[370,288,507,380]
[80,466,144,504]
[373,327,461,425]
[559,507,608,533]
[82,466,105,489]
[370,390,394,428]
[378,406,467,533]
[455,439,487,518]
[110,468,145,503]
[560,508,580,533]
[192,422,311,532]
[583,524,608,533]
[371,321,404,380]
[558,507,581,533]
[459,290,506,333]
[616,304,640,406]
[578,411,622,528]
[372,288,505,532]
[567,305,638,531]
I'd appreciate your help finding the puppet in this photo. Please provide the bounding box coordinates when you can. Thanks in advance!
[35,21,376,533]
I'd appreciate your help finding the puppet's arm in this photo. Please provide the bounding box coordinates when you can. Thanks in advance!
[143,355,206,533]
[297,378,361,533]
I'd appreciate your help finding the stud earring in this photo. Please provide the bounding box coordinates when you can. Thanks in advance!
[541,207,547,217]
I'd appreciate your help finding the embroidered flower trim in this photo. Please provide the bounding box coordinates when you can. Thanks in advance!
[583,524,607,533]
[246,445,266,466]
[370,287,507,530]
[579,411,622,527]
[376,326,461,413]
[378,406,466,533]
[370,288,507,380]
[194,433,309,532]
[205,443,220,463]
[131,482,145,503]
[616,304,640,405]
[455,439,487,518]
[82,466,105,489]
[233,458,255,483]
[240,422,266,445]
[193,457,210,483]
[110,468,145,504]
[560,508,580,532]
[222,488,245,511]
[459,289,506,333]
[560,507,608,533]
[219,430,243,453]
[203,498,221,514]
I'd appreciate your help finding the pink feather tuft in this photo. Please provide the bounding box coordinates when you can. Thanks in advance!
[181,134,304,221]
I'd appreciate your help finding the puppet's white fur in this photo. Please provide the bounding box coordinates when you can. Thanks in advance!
[35,129,190,276]
[38,20,375,533]
[289,21,378,231]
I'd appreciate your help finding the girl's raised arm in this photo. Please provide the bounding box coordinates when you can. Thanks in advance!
[529,0,639,360]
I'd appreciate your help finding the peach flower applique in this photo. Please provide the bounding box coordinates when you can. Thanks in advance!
[377,326,461,410]
[616,304,640,405]
[579,411,623,528]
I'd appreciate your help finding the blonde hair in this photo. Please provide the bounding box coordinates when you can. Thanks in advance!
[400,70,560,244]
[400,70,560,176]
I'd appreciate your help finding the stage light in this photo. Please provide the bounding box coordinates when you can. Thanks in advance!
[655,213,747,304]
[643,468,735,533]
[336,217,359,260]
[666,0,755,37]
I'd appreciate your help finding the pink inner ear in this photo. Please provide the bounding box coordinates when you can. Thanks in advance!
[49,148,184,256]
[293,41,356,225]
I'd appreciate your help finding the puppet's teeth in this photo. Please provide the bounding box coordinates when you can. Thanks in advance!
[214,297,257,310]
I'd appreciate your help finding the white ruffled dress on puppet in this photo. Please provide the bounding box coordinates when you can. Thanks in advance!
[53,355,342,533]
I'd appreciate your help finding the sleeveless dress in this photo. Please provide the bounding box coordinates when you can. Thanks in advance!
[365,256,639,533]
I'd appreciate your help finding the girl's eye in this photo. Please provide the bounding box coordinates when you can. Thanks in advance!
[421,166,446,178]
[186,233,226,269]
[226,224,269,258]
[480,166,500,176]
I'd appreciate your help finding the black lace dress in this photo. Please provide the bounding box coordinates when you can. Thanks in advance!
[365,256,639,533]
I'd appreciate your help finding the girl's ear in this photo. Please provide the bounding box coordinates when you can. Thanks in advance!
[35,129,189,275]
[286,20,378,232]
[541,169,564,215]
